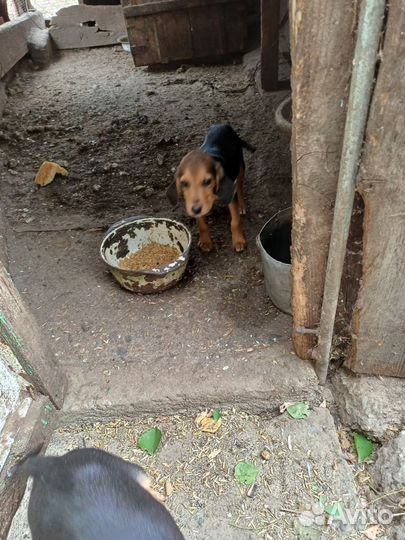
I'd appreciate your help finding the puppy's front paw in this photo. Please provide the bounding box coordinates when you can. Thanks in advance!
[198,236,214,252]
[232,234,247,252]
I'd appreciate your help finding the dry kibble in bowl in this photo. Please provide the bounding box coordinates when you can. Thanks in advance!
[119,242,180,271]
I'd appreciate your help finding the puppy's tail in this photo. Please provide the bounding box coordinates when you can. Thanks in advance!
[239,138,256,153]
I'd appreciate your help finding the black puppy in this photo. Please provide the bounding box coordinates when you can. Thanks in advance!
[167,124,255,252]
[18,447,184,540]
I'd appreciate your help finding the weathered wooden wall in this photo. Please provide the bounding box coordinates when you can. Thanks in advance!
[49,5,126,49]
[289,0,358,359]
[346,0,405,377]
[0,262,66,408]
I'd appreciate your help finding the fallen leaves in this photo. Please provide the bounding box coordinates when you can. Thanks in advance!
[353,432,374,463]
[34,161,68,186]
[138,427,162,456]
[195,409,222,434]
[287,402,311,420]
[234,461,259,485]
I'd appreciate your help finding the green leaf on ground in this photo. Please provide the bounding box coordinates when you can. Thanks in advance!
[287,402,310,420]
[324,501,344,519]
[212,409,222,421]
[138,428,162,456]
[320,496,344,520]
[352,432,374,462]
[234,461,259,485]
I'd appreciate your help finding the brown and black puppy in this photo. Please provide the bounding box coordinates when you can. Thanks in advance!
[167,124,255,252]
[17,447,184,540]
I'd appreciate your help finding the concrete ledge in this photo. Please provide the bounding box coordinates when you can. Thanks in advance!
[0,12,45,79]
[59,348,322,425]
[49,5,126,49]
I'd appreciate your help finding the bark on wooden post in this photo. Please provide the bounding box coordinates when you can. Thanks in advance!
[0,263,66,408]
[289,0,358,359]
[346,0,405,377]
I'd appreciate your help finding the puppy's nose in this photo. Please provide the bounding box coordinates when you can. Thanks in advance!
[192,205,202,216]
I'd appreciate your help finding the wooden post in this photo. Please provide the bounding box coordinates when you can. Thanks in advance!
[346,0,405,377]
[290,0,358,359]
[0,396,54,540]
[0,262,66,408]
[261,0,280,91]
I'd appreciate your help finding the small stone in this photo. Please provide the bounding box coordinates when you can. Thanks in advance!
[156,153,165,166]
[176,64,188,73]
[111,162,119,169]
[260,449,271,461]
[143,187,154,198]
[246,484,257,498]
[93,184,101,192]
[7,158,17,169]
[0,130,11,142]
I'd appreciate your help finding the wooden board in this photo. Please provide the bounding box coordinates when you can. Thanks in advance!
[49,5,127,50]
[0,395,53,539]
[0,262,66,408]
[346,0,405,377]
[123,0,246,66]
[0,12,45,79]
[290,0,358,359]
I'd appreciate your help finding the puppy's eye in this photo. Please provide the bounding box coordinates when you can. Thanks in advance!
[202,178,212,187]
[180,180,190,188]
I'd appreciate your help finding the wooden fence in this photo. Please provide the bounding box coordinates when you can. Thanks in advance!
[290,0,405,377]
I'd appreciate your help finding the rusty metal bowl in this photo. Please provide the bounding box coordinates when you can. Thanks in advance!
[100,216,191,293]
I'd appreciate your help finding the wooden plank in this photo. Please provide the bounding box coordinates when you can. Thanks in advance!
[0,12,45,79]
[123,0,234,18]
[153,10,192,62]
[346,0,405,377]
[261,0,280,91]
[0,395,53,539]
[290,0,358,359]
[126,15,161,65]
[49,5,126,50]
[222,1,246,53]
[124,0,246,65]
[0,262,66,408]
[188,5,223,58]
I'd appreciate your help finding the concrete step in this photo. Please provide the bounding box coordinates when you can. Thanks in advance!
[60,344,322,424]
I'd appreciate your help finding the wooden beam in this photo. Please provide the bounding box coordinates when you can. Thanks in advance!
[261,0,280,91]
[0,396,53,539]
[0,262,66,408]
[346,0,405,377]
[290,0,358,359]
[49,5,126,50]
[0,11,45,79]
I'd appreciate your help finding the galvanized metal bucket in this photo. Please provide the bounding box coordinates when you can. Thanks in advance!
[100,216,191,294]
[256,208,292,315]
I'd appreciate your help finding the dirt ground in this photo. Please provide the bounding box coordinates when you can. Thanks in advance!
[2,47,404,540]
[9,407,367,540]
[0,46,309,417]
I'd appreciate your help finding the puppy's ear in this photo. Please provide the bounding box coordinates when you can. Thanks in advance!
[217,177,235,205]
[166,180,178,205]
[214,163,235,205]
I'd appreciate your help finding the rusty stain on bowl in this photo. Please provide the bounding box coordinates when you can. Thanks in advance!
[100,216,191,293]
